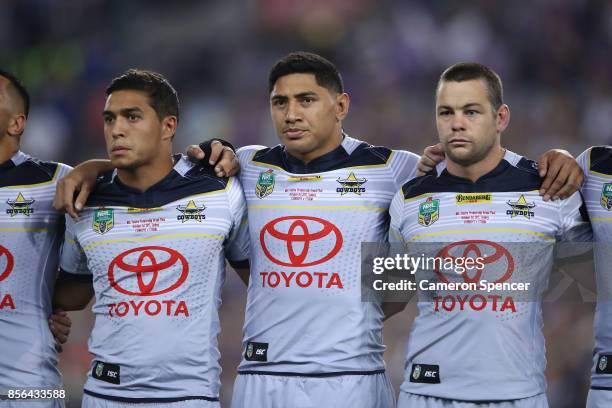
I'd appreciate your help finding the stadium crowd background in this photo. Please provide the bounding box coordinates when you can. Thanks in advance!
[3,0,612,406]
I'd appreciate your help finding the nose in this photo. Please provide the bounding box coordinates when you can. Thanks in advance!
[451,113,466,132]
[111,118,127,139]
[285,100,301,123]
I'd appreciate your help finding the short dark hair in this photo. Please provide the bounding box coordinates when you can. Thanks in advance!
[438,62,503,111]
[0,69,30,118]
[106,69,179,122]
[268,52,344,94]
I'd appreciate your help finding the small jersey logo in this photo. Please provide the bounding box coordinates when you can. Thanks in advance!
[95,362,104,378]
[336,172,367,195]
[256,170,275,199]
[176,200,206,222]
[244,342,268,362]
[455,193,492,205]
[410,363,440,384]
[506,195,536,219]
[92,208,114,234]
[92,360,120,384]
[6,192,35,217]
[600,355,608,372]
[601,183,612,211]
[418,197,439,227]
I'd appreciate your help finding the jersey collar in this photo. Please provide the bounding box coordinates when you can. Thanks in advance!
[0,151,29,171]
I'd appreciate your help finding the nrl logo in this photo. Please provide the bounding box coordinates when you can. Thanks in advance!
[246,343,254,359]
[95,362,104,378]
[255,169,275,199]
[600,356,608,372]
[336,172,367,195]
[92,208,114,235]
[601,183,612,211]
[6,192,35,216]
[412,364,422,380]
[418,197,439,227]
[506,195,536,219]
[176,200,206,222]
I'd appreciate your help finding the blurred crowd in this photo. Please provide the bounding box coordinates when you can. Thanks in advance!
[3,0,611,406]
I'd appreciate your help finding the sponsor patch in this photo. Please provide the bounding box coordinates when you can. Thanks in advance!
[455,193,492,205]
[245,342,268,362]
[92,361,120,384]
[410,363,440,384]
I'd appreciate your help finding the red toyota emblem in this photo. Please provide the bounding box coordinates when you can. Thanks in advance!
[108,246,189,296]
[260,216,343,267]
[0,245,14,282]
[434,240,514,284]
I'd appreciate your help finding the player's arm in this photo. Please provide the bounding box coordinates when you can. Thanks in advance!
[383,302,407,320]
[54,140,237,219]
[49,309,72,352]
[225,177,250,286]
[232,265,250,286]
[185,139,239,177]
[53,271,94,311]
[417,144,583,200]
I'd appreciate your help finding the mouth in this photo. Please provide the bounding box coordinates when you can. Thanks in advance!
[283,128,307,139]
[448,138,471,146]
[111,146,130,154]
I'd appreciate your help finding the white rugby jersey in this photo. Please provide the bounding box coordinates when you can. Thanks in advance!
[59,156,249,403]
[0,151,71,394]
[578,146,612,390]
[389,150,592,401]
[236,135,419,375]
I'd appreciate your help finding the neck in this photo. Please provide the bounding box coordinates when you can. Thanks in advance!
[116,154,174,192]
[288,129,343,164]
[446,145,505,182]
[0,135,19,164]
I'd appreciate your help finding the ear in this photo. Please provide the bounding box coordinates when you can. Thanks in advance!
[160,116,178,141]
[496,104,510,133]
[7,113,26,137]
[335,93,350,122]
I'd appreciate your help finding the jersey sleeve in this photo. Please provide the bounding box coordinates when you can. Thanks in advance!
[388,150,420,189]
[224,176,250,267]
[59,215,91,276]
[389,189,407,245]
[576,147,591,182]
[557,191,593,242]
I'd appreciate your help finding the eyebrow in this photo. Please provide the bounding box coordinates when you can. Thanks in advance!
[437,103,484,110]
[102,107,144,117]
[270,91,318,101]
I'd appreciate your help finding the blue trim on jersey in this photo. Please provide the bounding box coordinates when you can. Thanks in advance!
[0,158,59,188]
[86,159,228,208]
[83,389,219,403]
[252,141,392,174]
[590,145,612,174]
[237,368,386,377]
[402,156,542,199]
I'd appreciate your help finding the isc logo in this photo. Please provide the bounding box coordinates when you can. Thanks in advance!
[256,349,265,356]
[108,370,118,378]
[424,370,437,378]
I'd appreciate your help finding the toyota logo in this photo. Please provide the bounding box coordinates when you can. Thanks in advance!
[260,216,343,267]
[108,246,189,296]
[0,246,14,282]
[435,240,514,284]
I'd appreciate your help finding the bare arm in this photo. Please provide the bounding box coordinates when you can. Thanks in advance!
[53,273,94,311]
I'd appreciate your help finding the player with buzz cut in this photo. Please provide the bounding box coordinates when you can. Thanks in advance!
[389,62,592,408]
[577,146,612,408]
[0,69,73,408]
[52,69,249,408]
